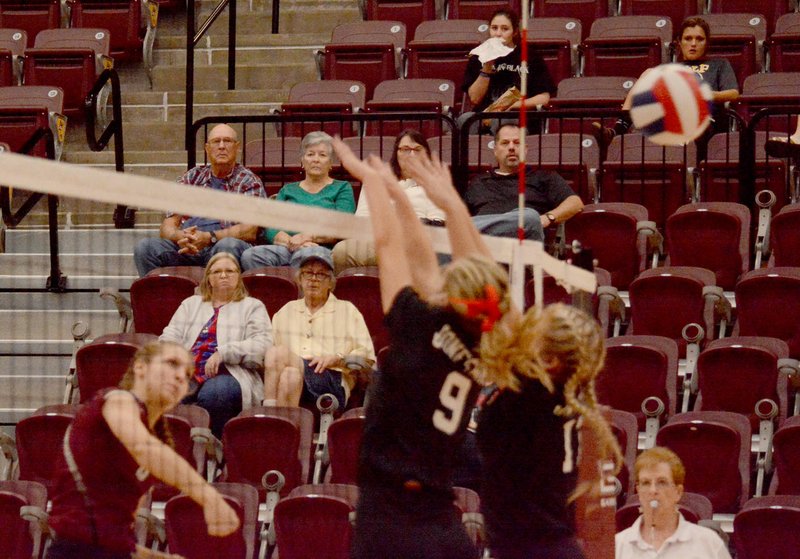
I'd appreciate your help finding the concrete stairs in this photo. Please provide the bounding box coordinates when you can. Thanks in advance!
[0,0,361,424]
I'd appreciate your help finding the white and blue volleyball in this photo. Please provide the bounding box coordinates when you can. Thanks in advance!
[629,63,713,146]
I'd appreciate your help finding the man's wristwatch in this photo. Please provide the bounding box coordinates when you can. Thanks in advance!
[546,213,556,225]
[209,231,218,245]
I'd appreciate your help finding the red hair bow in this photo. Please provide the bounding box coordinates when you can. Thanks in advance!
[450,284,502,332]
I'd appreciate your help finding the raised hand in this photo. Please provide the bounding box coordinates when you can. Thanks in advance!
[203,493,240,537]
[403,153,461,211]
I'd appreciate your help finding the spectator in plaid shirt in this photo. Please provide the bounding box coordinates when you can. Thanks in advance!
[134,123,266,276]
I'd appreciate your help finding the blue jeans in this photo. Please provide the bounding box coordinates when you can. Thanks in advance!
[240,244,333,271]
[471,208,544,242]
[133,236,250,277]
[183,372,242,439]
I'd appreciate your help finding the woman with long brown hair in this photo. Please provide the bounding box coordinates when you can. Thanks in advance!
[46,342,239,559]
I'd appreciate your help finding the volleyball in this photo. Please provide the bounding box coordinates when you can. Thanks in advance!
[629,63,713,146]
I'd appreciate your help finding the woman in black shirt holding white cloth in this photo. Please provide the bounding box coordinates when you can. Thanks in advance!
[462,9,555,123]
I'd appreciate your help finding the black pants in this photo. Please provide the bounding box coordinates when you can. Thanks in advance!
[46,538,131,559]
[491,536,587,559]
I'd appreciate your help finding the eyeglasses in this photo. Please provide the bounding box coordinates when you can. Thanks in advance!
[208,137,238,146]
[210,268,239,276]
[301,271,331,280]
[637,479,675,491]
[397,146,425,154]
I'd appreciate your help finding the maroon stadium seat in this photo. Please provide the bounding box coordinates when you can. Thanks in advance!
[765,12,800,72]
[404,19,487,112]
[598,335,679,431]
[131,270,199,335]
[735,72,800,134]
[0,85,65,159]
[532,0,608,41]
[618,0,697,30]
[274,492,355,559]
[241,267,299,319]
[446,0,521,21]
[580,16,671,78]
[0,28,24,86]
[707,0,790,35]
[243,137,303,193]
[699,131,789,212]
[694,336,790,432]
[365,78,456,136]
[526,17,582,86]
[279,80,366,138]
[769,417,800,495]
[601,133,696,229]
[734,267,800,359]
[23,28,112,118]
[665,202,751,290]
[335,266,387,352]
[223,406,314,497]
[321,21,406,101]
[15,408,76,492]
[656,410,751,513]
[627,266,724,356]
[75,332,158,402]
[563,202,655,290]
[733,495,800,559]
[165,483,257,559]
[547,75,634,135]
[769,203,800,267]
[702,13,766,82]
[0,480,48,559]
[324,415,364,484]
[0,0,59,48]
[364,0,435,43]
[69,0,145,62]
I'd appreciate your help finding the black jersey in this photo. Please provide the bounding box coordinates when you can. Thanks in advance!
[476,378,583,558]
[358,287,481,504]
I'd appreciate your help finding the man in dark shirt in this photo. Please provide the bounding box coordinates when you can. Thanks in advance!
[465,124,583,242]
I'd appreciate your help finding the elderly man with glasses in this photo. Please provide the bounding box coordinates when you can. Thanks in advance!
[134,123,266,276]
[262,247,375,409]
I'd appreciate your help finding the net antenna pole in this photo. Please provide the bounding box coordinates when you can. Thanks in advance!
[510,0,533,311]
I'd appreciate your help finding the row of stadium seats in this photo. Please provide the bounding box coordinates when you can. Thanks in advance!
[317,13,800,102]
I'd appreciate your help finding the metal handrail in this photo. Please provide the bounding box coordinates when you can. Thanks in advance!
[0,126,66,291]
[85,68,132,228]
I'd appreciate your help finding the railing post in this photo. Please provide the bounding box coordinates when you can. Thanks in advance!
[228,0,236,90]
[272,0,280,34]
[186,0,196,154]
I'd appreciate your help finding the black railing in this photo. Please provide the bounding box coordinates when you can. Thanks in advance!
[0,125,66,291]
[85,68,131,228]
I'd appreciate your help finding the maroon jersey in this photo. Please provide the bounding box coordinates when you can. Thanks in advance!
[48,389,156,553]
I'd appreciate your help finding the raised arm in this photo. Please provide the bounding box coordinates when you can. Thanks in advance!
[102,391,239,537]
[404,154,493,261]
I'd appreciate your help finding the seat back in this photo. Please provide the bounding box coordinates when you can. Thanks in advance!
[274,494,354,559]
[618,0,698,29]
[733,495,800,559]
[447,0,522,20]
[533,0,609,40]
[326,415,365,484]
[165,490,251,559]
[734,268,800,358]
[131,273,199,335]
[76,338,141,402]
[628,266,717,354]
[0,0,60,47]
[598,336,679,430]
[69,0,143,61]
[610,409,639,507]
[241,267,299,318]
[665,202,750,290]
[770,416,800,495]
[702,13,766,81]
[707,0,789,35]
[581,16,670,77]
[0,491,34,559]
[364,0,435,42]
[601,133,695,229]
[0,85,64,158]
[770,204,800,267]
[334,267,387,351]
[736,72,800,133]
[767,12,800,72]
[282,80,366,138]
[366,78,455,136]
[564,202,648,289]
[15,412,74,491]
[243,137,303,193]
[547,76,634,134]
[656,411,751,513]
[0,28,25,86]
